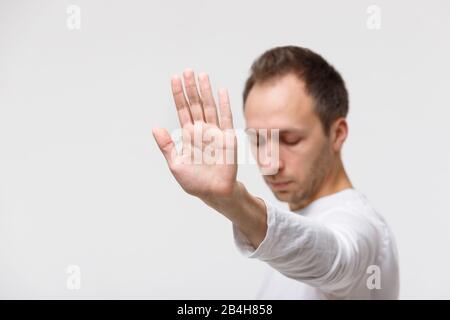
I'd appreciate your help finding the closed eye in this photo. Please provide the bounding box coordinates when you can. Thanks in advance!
[282,138,302,146]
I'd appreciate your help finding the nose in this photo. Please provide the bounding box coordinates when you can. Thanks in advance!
[277,157,285,171]
[257,146,284,175]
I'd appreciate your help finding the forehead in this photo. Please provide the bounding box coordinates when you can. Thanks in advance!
[244,73,319,131]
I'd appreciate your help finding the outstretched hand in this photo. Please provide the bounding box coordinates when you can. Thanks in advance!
[152,69,238,199]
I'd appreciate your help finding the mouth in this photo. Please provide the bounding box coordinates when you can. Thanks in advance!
[268,181,292,190]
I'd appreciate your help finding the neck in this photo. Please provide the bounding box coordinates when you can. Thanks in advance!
[289,156,353,211]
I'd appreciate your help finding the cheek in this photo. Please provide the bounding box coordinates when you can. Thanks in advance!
[282,145,318,176]
[281,149,308,174]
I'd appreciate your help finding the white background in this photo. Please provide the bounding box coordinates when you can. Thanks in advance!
[0,0,449,299]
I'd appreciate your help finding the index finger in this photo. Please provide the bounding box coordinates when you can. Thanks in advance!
[171,75,193,127]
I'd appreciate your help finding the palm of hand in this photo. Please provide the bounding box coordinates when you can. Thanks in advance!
[153,69,237,198]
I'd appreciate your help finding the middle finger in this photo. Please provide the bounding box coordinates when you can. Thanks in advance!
[183,69,205,122]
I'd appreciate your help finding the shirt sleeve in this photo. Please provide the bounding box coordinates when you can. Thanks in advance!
[232,199,380,297]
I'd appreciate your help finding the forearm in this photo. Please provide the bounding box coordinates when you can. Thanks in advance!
[201,181,267,249]
[232,200,380,295]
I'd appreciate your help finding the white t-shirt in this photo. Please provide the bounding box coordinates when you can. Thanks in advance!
[232,188,399,299]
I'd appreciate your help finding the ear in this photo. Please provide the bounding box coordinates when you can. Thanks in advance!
[330,117,348,152]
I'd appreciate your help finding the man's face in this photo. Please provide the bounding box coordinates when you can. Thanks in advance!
[244,73,335,209]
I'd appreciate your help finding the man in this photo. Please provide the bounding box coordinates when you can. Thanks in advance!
[152,46,399,299]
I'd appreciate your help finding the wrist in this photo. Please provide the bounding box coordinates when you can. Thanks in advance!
[201,180,267,248]
[201,180,243,208]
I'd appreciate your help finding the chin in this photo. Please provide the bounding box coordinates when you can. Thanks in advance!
[275,187,309,205]
[273,190,293,202]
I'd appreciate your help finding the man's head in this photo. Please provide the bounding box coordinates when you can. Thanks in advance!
[243,46,350,210]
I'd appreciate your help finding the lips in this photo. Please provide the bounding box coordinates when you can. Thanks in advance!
[269,181,292,189]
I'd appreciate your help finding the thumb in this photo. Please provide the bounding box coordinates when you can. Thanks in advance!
[152,127,177,166]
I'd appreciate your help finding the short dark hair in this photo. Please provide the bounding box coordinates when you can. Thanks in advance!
[243,45,349,136]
